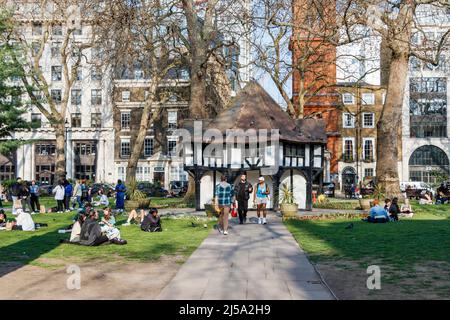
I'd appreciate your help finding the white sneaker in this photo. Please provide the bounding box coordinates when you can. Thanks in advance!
[263,218,267,225]
[258,218,262,224]
[223,231,228,235]
[122,222,131,226]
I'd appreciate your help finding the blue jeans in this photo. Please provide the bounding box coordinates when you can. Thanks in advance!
[76,196,83,208]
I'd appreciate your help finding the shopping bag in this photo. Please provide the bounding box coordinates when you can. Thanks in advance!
[231,202,237,218]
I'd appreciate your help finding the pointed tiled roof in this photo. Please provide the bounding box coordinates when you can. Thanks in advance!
[205,81,326,143]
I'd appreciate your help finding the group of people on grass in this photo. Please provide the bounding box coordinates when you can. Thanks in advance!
[213,174,270,236]
[364,197,414,223]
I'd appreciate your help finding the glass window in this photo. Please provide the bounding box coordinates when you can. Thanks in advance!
[343,113,355,128]
[91,68,102,81]
[364,168,374,178]
[343,93,355,105]
[343,139,354,162]
[71,113,82,127]
[51,66,62,81]
[122,91,131,102]
[363,139,374,161]
[52,24,63,36]
[73,25,82,35]
[410,77,447,138]
[91,113,101,128]
[121,139,131,158]
[135,69,144,80]
[51,41,61,58]
[76,68,82,81]
[51,89,62,103]
[91,89,102,105]
[144,138,154,157]
[31,113,41,128]
[121,112,131,130]
[32,22,42,35]
[71,89,82,105]
[168,138,177,157]
[361,93,375,105]
[362,113,375,128]
[168,110,177,129]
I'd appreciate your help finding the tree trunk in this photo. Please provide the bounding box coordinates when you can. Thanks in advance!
[126,83,158,184]
[189,69,208,119]
[55,122,66,182]
[376,51,409,199]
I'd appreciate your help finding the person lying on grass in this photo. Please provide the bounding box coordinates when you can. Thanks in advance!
[123,207,162,232]
[362,199,390,223]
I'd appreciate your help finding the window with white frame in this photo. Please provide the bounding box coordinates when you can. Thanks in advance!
[91,89,102,105]
[71,89,82,105]
[343,138,354,162]
[134,69,144,80]
[168,110,177,129]
[361,93,375,105]
[136,166,151,181]
[363,138,375,161]
[144,137,154,157]
[364,168,374,178]
[117,167,126,181]
[121,112,131,130]
[122,90,131,102]
[51,89,62,103]
[343,113,355,128]
[362,113,375,128]
[51,66,62,81]
[342,93,355,105]
[168,137,177,157]
[120,138,131,158]
[170,164,188,182]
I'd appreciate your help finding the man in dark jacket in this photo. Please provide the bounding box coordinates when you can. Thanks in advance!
[79,211,109,246]
[10,177,23,215]
[235,174,253,224]
[141,208,162,232]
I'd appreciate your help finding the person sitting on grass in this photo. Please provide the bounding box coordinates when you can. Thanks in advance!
[384,198,391,213]
[79,210,126,246]
[123,208,144,225]
[389,197,400,221]
[363,199,390,223]
[419,191,433,205]
[123,208,162,232]
[400,198,414,218]
[8,208,36,231]
[99,207,125,241]
[93,191,109,207]
[0,210,7,228]
[69,212,86,243]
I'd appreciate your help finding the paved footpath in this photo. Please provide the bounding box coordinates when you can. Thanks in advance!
[157,211,335,300]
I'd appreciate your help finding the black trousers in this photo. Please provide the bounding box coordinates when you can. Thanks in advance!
[237,200,248,223]
[30,194,40,212]
[92,235,110,246]
[56,200,64,212]
[64,196,70,211]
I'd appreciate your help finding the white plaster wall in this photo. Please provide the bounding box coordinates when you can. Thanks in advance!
[279,170,307,210]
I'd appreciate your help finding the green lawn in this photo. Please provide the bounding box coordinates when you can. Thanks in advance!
[1,196,194,210]
[285,203,450,298]
[0,212,213,267]
[313,198,361,210]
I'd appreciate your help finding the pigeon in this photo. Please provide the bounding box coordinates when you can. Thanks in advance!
[345,223,354,230]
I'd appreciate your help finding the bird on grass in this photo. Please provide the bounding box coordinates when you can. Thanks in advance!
[345,223,354,230]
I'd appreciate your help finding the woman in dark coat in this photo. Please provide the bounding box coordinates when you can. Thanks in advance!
[115,180,126,212]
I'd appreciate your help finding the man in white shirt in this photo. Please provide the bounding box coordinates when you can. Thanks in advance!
[12,209,35,231]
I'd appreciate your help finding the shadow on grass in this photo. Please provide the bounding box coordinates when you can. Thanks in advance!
[284,217,450,267]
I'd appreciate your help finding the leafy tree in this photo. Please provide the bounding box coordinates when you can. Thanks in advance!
[0,10,32,154]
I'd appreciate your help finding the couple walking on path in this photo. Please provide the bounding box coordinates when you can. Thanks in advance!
[215,174,270,235]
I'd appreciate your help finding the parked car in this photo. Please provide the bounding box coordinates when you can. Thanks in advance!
[169,181,188,197]
[322,182,335,197]
[137,182,169,197]
[400,181,434,199]
[37,182,54,196]
[90,183,115,197]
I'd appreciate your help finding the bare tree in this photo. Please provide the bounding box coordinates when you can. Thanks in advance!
[340,0,450,197]
[5,0,100,180]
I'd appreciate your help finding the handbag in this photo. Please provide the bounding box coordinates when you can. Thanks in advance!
[231,202,237,218]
